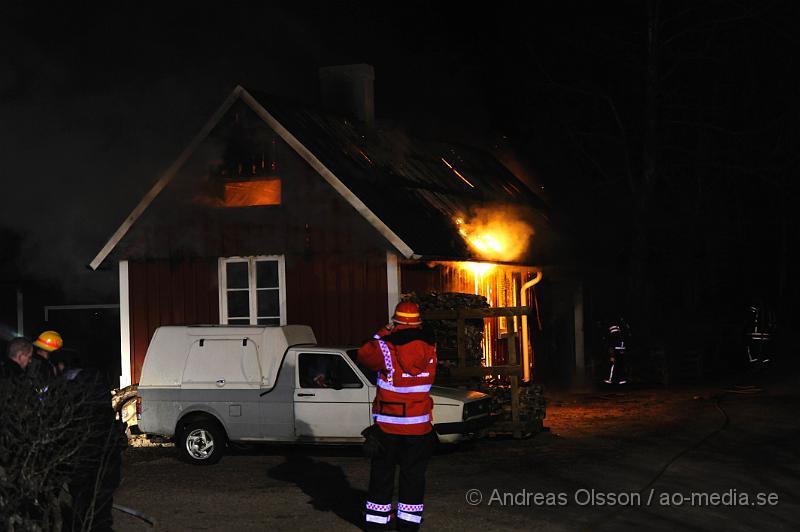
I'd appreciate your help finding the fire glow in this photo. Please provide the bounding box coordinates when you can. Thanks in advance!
[455,208,534,263]
[457,261,495,276]
[224,179,281,206]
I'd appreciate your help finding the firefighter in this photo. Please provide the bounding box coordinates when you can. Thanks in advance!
[29,330,62,380]
[745,302,775,366]
[357,301,437,531]
[0,337,33,379]
[603,319,629,384]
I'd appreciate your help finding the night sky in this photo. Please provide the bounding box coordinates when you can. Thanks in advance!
[2,2,798,343]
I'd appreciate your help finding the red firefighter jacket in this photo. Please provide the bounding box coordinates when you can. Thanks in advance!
[357,324,437,435]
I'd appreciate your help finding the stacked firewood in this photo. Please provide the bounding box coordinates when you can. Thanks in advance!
[476,378,547,428]
[411,291,488,365]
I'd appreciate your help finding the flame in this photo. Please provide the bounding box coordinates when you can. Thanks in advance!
[193,178,282,207]
[357,148,373,165]
[455,207,534,262]
[223,179,281,206]
[457,261,495,276]
[441,158,475,188]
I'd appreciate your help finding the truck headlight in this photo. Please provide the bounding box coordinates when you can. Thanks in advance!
[463,398,490,420]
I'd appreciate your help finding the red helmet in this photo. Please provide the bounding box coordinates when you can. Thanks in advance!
[393,301,422,325]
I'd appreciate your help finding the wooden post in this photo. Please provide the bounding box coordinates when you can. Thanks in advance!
[507,316,521,438]
[457,312,466,368]
[507,315,517,365]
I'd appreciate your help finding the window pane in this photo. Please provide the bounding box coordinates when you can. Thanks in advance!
[257,289,279,317]
[297,354,362,389]
[298,353,331,388]
[256,260,279,288]
[227,290,250,319]
[226,262,249,289]
[335,356,363,388]
[228,318,250,325]
[257,318,280,326]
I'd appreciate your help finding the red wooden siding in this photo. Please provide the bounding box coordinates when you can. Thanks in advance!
[121,102,394,382]
[128,259,218,384]
[285,251,388,347]
[400,262,447,294]
[127,253,387,383]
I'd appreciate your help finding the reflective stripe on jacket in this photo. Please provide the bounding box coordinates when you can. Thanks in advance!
[357,325,436,435]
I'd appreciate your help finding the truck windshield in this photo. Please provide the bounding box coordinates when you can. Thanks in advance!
[347,349,377,385]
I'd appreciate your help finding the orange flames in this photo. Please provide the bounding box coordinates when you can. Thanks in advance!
[223,179,281,206]
[193,178,282,207]
[457,261,495,275]
[455,207,534,263]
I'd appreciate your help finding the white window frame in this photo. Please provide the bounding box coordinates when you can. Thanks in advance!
[218,255,287,325]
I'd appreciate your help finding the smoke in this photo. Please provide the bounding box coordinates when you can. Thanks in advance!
[0,4,337,301]
[457,204,535,263]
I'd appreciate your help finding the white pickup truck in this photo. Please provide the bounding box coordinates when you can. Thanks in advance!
[137,325,492,464]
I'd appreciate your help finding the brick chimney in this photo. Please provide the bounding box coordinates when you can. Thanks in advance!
[319,64,375,124]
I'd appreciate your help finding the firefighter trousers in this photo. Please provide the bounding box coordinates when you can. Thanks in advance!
[366,428,437,530]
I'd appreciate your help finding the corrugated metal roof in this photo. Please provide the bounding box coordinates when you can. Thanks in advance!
[250,91,550,264]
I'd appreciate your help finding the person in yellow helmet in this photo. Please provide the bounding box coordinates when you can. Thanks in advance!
[29,330,62,380]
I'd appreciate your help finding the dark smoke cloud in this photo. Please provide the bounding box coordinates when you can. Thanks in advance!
[0,4,335,300]
[0,3,516,301]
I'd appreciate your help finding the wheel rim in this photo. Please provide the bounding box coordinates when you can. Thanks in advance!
[185,428,215,460]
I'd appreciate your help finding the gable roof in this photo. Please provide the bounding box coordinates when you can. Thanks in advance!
[89,86,549,270]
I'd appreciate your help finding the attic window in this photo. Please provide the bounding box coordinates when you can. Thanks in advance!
[223,178,281,206]
[211,111,282,207]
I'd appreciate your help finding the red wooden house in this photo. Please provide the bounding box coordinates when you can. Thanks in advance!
[89,65,554,387]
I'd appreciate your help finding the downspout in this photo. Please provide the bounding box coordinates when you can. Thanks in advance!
[520,271,543,382]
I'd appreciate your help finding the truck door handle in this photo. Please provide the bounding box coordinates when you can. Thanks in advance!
[297,393,315,397]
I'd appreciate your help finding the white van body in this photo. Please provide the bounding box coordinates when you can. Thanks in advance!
[137,325,492,461]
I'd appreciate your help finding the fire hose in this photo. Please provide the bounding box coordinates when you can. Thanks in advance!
[113,504,157,527]
[587,391,732,528]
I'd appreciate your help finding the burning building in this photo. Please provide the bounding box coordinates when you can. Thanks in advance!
[88,65,555,387]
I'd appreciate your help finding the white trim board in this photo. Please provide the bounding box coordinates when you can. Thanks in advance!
[238,90,416,259]
[16,290,23,337]
[43,304,121,322]
[119,261,132,388]
[386,251,400,321]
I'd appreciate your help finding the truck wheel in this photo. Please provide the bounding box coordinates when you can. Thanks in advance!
[177,419,226,465]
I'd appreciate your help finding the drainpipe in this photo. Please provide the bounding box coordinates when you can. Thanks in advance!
[520,271,543,382]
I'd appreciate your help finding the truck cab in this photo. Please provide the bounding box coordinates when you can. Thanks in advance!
[137,325,492,464]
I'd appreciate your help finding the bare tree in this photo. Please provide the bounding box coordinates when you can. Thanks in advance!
[0,373,123,531]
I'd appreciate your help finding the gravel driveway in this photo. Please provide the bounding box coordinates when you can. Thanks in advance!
[113,377,800,531]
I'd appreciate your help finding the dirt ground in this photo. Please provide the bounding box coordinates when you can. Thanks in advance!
[113,372,800,531]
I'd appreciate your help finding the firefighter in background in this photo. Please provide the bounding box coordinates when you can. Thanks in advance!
[603,318,630,384]
[745,301,775,365]
[29,330,62,380]
[357,301,437,531]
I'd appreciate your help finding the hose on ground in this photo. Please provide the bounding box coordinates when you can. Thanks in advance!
[587,389,735,529]
[113,504,157,527]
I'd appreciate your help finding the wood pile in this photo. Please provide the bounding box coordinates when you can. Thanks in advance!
[411,292,488,365]
[476,378,547,434]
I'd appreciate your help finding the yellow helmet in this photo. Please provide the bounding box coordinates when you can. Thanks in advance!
[33,330,63,352]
